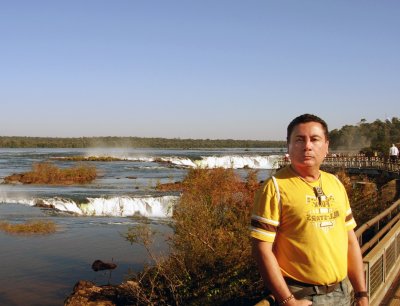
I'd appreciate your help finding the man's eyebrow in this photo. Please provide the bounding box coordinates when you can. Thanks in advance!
[293,134,323,139]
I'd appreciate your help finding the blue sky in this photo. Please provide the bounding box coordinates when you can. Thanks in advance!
[1,1,399,140]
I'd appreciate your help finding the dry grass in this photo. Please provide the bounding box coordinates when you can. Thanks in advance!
[124,168,264,305]
[0,220,57,235]
[4,162,97,185]
[52,156,122,162]
[335,169,395,226]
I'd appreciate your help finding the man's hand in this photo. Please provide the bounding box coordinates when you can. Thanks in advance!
[355,296,369,306]
[286,298,312,305]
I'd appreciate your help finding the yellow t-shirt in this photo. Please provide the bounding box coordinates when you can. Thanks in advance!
[250,166,356,285]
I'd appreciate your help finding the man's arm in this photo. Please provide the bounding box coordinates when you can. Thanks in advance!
[347,230,369,306]
[252,239,312,306]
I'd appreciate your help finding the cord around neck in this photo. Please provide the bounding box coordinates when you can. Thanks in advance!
[289,164,321,183]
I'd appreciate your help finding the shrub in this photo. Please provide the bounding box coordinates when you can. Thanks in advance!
[124,168,264,305]
[52,156,122,161]
[4,162,97,185]
[334,169,395,227]
[0,220,57,235]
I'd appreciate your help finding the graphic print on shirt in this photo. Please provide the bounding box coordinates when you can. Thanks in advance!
[305,193,339,231]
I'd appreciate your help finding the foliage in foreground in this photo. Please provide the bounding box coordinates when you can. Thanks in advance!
[124,168,264,305]
[335,169,397,226]
[3,162,97,185]
[0,220,57,235]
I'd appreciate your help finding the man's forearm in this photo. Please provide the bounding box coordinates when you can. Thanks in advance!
[347,230,367,291]
[252,239,292,301]
[347,230,369,305]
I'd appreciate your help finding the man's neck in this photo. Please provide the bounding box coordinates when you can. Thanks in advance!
[290,164,320,182]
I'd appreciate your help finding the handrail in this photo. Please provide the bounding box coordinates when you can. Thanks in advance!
[355,199,400,254]
[361,215,400,306]
[352,199,400,306]
[360,214,400,254]
[356,199,400,237]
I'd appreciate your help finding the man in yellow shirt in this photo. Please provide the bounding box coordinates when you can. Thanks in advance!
[251,114,368,306]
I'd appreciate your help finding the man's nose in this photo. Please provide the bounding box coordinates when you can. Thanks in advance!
[304,139,312,150]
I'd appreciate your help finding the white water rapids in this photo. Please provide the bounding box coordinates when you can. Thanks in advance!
[0,195,178,218]
[85,154,282,169]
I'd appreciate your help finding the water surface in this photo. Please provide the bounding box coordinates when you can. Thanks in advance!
[0,148,278,305]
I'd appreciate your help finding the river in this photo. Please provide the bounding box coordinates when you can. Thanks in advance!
[0,147,281,305]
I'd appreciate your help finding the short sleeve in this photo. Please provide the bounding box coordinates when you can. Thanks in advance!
[250,179,281,242]
[333,175,357,231]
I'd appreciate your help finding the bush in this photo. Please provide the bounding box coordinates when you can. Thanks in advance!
[124,168,264,305]
[0,220,57,235]
[334,169,395,227]
[4,162,97,185]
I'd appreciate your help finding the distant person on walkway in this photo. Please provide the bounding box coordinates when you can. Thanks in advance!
[389,144,399,163]
[251,114,368,306]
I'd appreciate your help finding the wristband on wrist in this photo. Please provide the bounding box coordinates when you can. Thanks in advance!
[354,291,369,300]
[278,293,294,305]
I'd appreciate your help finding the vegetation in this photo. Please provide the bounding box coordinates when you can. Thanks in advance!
[0,136,286,149]
[0,220,57,235]
[51,156,123,162]
[329,117,400,155]
[335,169,397,226]
[123,168,263,305]
[3,162,97,185]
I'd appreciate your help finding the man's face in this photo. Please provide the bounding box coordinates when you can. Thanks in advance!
[288,121,329,169]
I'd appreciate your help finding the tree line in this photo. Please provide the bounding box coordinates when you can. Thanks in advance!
[0,136,286,149]
[1,117,398,152]
[329,117,400,156]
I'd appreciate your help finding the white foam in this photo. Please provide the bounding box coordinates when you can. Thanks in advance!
[0,195,179,218]
[160,157,197,167]
[51,153,282,169]
[40,197,83,214]
[81,195,177,217]
[193,155,281,169]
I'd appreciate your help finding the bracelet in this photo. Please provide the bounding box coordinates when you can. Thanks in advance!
[354,291,369,300]
[278,293,294,305]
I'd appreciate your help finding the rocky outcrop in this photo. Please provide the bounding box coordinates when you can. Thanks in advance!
[91,260,117,272]
[64,280,139,306]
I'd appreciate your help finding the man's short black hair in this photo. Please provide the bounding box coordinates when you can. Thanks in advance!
[287,114,329,142]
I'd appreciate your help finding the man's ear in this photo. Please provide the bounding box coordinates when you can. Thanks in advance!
[325,140,329,156]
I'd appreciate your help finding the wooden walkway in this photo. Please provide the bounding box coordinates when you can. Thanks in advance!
[278,155,400,177]
[384,271,400,306]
